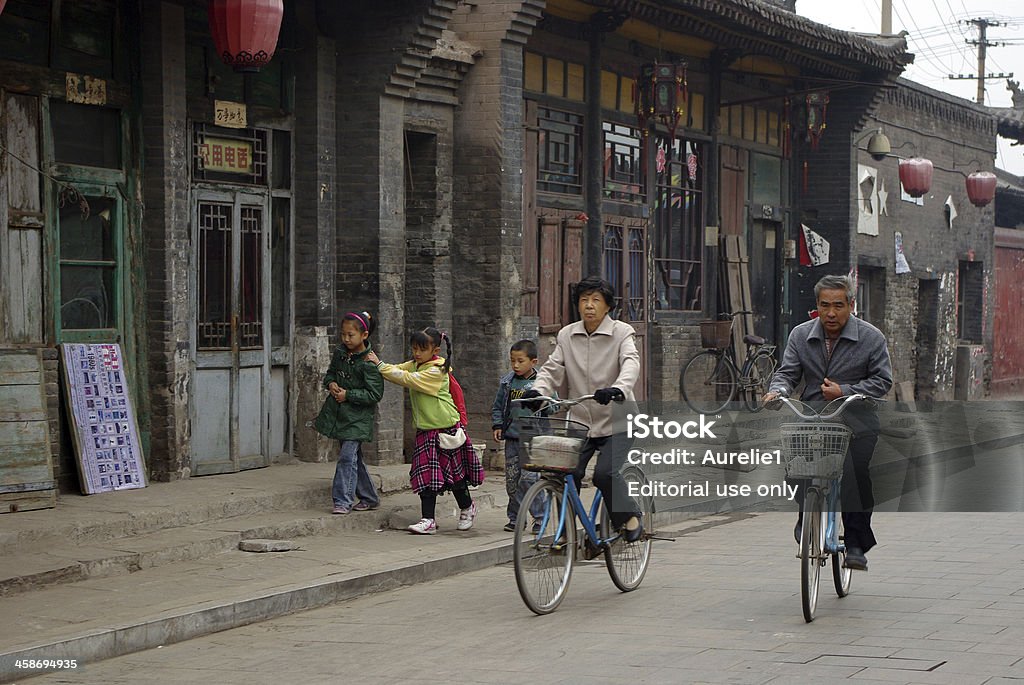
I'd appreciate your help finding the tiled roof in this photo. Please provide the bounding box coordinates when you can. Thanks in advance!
[993,107,1024,144]
[598,0,912,75]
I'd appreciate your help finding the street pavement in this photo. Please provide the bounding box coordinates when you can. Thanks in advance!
[15,477,1024,684]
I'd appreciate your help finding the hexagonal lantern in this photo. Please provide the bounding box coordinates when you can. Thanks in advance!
[898,157,933,198]
[965,171,997,207]
[208,0,284,73]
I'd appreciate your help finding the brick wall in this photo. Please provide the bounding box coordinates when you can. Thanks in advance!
[140,2,191,480]
[852,81,996,398]
[648,324,703,404]
[449,2,542,440]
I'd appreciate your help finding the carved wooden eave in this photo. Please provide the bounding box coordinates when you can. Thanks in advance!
[562,0,912,81]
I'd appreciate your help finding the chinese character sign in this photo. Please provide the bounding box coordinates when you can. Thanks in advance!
[198,136,254,174]
[61,344,147,494]
[214,100,247,128]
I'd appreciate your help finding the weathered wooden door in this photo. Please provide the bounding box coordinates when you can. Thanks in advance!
[604,217,649,399]
[191,191,270,475]
[1,93,45,344]
[993,228,1024,396]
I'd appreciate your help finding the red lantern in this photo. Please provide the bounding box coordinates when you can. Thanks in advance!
[965,171,996,207]
[898,157,933,198]
[0,1,7,15]
[208,0,284,73]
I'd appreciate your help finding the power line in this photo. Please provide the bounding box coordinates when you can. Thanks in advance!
[947,18,1016,104]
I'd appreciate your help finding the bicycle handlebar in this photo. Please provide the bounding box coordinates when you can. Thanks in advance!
[511,394,595,409]
[774,393,880,420]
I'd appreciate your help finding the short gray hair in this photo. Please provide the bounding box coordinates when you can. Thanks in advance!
[814,275,855,302]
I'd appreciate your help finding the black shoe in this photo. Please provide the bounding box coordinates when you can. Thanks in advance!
[623,517,644,543]
[794,520,802,544]
[843,546,868,571]
[503,521,516,532]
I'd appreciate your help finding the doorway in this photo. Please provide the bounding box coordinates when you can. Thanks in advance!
[191,191,271,475]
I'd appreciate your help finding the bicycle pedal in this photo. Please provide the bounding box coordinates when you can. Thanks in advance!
[648,535,675,542]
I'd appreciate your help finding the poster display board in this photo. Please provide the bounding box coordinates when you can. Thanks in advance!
[61,343,147,494]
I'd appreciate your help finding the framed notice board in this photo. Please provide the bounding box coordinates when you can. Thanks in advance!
[61,343,147,494]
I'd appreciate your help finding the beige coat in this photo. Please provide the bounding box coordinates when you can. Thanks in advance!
[532,315,640,437]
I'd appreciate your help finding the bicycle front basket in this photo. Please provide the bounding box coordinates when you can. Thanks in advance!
[780,422,852,479]
[699,320,732,349]
[518,416,589,472]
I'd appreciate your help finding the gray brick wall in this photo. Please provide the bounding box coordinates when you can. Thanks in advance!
[140,2,191,481]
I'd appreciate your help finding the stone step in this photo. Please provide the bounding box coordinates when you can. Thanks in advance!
[0,489,499,597]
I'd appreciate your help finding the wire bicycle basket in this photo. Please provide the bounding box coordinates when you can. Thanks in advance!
[780,422,852,479]
[518,415,589,472]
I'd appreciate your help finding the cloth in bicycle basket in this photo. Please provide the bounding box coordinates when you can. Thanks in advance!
[518,415,589,472]
[780,422,851,479]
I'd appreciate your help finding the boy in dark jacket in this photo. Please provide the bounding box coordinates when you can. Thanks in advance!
[492,340,545,532]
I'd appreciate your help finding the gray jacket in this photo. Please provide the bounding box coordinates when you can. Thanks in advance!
[770,315,893,402]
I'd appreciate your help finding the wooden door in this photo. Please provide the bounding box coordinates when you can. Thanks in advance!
[0,93,45,344]
[993,229,1024,396]
[191,191,271,475]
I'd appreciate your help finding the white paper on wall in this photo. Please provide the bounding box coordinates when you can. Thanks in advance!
[857,165,879,235]
[801,224,830,266]
[895,231,911,274]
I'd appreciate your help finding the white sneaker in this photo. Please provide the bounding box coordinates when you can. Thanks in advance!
[408,518,437,535]
[457,502,477,531]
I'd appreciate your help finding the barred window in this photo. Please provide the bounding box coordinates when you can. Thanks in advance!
[538,108,583,196]
[654,135,704,312]
[602,122,644,204]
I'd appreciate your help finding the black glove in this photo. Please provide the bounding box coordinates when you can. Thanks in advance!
[594,387,625,405]
[520,388,544,411]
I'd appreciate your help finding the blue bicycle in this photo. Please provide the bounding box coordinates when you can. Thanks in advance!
[511,395,654,615]
[776,393,876,622]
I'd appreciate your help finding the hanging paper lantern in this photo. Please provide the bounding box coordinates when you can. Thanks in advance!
[805,91,829,150]
[635,62,688,141]
[0,1,7,16]
[208,0,284,73]
[965,171,996,207]
[898,157,933,198]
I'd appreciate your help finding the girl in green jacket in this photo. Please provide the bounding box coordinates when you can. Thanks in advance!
[314,311,384,515]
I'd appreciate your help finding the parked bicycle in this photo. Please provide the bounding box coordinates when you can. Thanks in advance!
[680,310,777,415]
[510,395,654,615]
[774,393,878,622]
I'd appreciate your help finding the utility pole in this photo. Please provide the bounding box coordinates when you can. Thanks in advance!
[881,0,892,34]
[948,18,1014,105]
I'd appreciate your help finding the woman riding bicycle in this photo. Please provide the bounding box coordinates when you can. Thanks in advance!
[522,276,644,542]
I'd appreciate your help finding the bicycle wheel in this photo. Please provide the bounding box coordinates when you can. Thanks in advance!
[800,488,826,622]
[600,465,653,592]
[741,351,776,413]
[513,478,576,615]
[680,350,736,415]
[832,508,852,597]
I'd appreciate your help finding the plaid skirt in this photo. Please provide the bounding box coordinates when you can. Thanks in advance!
[410,426,485,495]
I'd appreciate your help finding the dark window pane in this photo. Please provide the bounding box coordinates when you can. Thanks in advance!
[602,122,644,204]
[60,196,115,261]
[538,108,583,195]
[239,206,263,349]
[271,198,290,347]
[198,202,232,349]
[51,102,121,168]
[0,1,51,66]
[654,136,704,312]
[272,130,291,189]
[61,265,115,329]
[53,0,117,79]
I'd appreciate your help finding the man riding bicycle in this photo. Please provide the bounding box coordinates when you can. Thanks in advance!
[763,274,892,571]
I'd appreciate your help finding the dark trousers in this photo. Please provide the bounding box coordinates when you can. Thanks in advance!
[794,432,878,553]
[420,480,472,519]
[572,434,642,527]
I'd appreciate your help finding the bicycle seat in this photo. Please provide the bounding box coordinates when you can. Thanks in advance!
[743,334,766,346]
